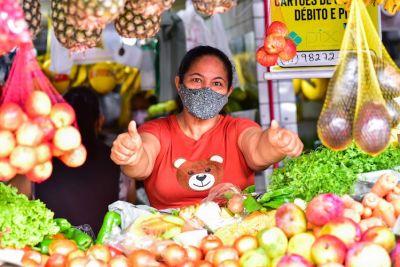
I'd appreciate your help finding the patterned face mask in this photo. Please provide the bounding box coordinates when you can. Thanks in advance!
[178,85,228,120]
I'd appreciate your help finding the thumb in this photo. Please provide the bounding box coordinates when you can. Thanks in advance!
[128,121,139,139]
[270,120,280,130]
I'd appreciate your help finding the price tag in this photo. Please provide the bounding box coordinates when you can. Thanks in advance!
[278,50,340,67]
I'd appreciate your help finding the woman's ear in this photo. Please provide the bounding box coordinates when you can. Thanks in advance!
[175,76,181,91]
[227,86,234,96]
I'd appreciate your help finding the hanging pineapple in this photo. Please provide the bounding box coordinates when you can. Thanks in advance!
[21,0,41,38]
[130,0,175,17]
[192,0,237,16]
[114,0,161,39]
[68,0,126,31]
[51,0,103,52]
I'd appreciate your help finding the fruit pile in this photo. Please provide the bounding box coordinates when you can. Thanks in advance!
[0,91,86,182]
[256,21,297,67]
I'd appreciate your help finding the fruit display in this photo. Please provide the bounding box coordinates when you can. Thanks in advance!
[21,0,41,39]
[256,21,297,67]
[337,0,399,15]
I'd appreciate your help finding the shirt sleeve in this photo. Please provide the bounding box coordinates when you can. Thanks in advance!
[138,118,164,139]
[235,117,260,135]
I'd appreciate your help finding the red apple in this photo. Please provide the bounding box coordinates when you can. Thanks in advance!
[346,242,391,267]
[361,226,396,252]
[33,116,56,141]
[25,91,52,118]
[53,126,81,151]
[277,254,312,267]
[266,21,289,37]
[51,144,65,157]
[264,33,286,54]
[26,161,53,183]
[0,103,24,131]
[391,241,400,267]
[0,158,17,181]
[279,39,297,61]
[9,145,37,174]
[275,203,307,238]
[256,47,278,67]
[319,218,361,247]
[35,143,52,164]
[0,130,16,157]
[50,103,76,128]
[16,121,44,146]
[311,235,347,265]
[306,193,345,227]
[60,144,87,168]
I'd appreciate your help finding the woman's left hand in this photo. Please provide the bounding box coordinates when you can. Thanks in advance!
[267,120,303,157]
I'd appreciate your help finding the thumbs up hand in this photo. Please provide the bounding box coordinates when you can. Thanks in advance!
[267,120,303,158]
[111,121,144,165]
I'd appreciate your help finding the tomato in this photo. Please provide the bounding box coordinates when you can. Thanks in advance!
[177,260,196,267]
[185,246,203,262]
[67,256,89,267]
[48,239,78,256]
[163,243,188,266]
[199,235,223,254]
[67,249,85,261]
[205,249,216,263]
[233,235,258,256]
[212,246,239,266]
[217,259,240,267]
[45,253,67,267]
[107,245,124,258]
[227,194,244,214]
[86,244,111,263]
[52,233,66,240]
[22,250,42,266]
[109,255,129,267]
[193,260,213,267]
[128,249,159,267]
[152,240,175,260]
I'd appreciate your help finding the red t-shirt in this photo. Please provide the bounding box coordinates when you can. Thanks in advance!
[138,114,260,209]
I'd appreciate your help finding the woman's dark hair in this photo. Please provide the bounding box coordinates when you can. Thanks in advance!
[177,45,234,88]
[63,87,101,153]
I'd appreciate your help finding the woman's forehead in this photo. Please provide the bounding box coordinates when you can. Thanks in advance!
[187,55,227,76]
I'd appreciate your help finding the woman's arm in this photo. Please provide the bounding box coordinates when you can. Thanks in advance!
[238,120,303,171]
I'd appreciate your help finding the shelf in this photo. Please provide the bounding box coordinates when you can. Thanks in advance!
[264,69,335,80]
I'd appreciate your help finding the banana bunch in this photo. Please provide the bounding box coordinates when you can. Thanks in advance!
[293,78,329,101]
[336,0,399,15]
[69,65,89,88]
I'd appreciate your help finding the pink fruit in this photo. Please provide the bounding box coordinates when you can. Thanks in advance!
[319,218,361,247]
[33,116,56,141]
[361,226,396,252]
[264,33,286,55]
[0,103,24,131]
[279,39,297,61]
[275,203,307,238]
[277,254,312,267]
[306,193,344,227]
[25,91,52,117]
[346,242,390,267]
[391,241,400,267]
[266,21,289,37]
[311,235,347,265]
[256,47,278,67]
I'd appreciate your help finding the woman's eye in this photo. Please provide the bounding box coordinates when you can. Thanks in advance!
[192,78,202,83]
[213,81,223,86]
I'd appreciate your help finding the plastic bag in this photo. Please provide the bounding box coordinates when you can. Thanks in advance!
[0,0,31,56]
[317,0,400,155]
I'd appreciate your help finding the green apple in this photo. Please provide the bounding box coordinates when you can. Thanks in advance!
[257,227,288,259]
[239,248,270,267]
[287,232,316,263]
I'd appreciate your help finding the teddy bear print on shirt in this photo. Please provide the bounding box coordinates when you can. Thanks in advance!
[173,155,224,191]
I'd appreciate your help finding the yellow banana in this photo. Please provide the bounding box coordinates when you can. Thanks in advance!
[120,70,136,95]
[69,65,79,82]
[71,65,88,88]
[371,0,385,6]
[384,0,400,14]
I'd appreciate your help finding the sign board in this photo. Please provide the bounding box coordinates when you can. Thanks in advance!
[268,0,381,72]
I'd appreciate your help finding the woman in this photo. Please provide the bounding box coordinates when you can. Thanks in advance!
[111,46,303,209]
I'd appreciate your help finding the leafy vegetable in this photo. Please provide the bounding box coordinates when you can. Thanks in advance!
[269,144,400,201]
[0,183,59,248]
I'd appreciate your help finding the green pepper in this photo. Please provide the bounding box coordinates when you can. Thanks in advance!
[96,211,121,245]
[243,195,263,213]
[63,227,76,239]
[73,229,93,250]
[53,218,72,232]
[38,239,54,255]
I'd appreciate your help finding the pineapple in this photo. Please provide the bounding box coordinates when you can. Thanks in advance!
[51,0,102,52]
[114,0,161,39]
[130,0,175,17]
[21,0,41,38]
[192,0,236,16]
[68,0,126,31]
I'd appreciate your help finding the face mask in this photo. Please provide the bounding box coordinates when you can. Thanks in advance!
[178,85,228,120]
[132,109,148,125]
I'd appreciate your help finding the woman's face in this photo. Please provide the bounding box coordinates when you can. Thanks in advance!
[177,55,231,95]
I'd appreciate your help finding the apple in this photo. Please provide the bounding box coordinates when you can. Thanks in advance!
[0,130,16,157]
[276,254,313,267]
[35,143,52,164]
[279,39,297,61]
[264,33,286,55]
[266,21,289,37]
[109,255,129,267]
[50,103,76,128]
[25,91,52,117]
[319,264,345,267]
[0,158,17,181]
[361,226,396,252]
[256,47,278,67]
[9,145,37,174]
[0,103,24,131]
[239,248,270,267]
[26,161,53,183]
[33,116,56,141]
[318,218,361,247]
[257,226,288,259]
[391,241,400,267]
[275,203,307,238]
[16,121,44,146]
[287,232,315,262]
[51,144,65,157]
[345,242,391,267]
[53,126,81,151]
[311,235,347,265]
[306,193,345,227]
[60,144,87,168]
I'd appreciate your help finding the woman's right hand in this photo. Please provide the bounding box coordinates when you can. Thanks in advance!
[111,121,144,166]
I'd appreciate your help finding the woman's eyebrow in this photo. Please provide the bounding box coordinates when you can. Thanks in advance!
[212,76,226,81]
[188,73,204,77]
